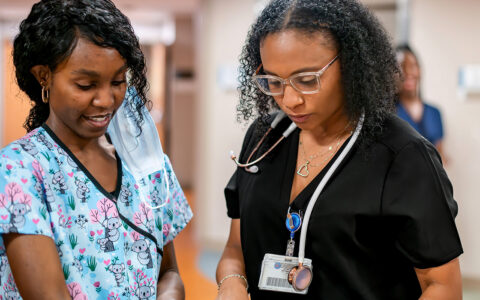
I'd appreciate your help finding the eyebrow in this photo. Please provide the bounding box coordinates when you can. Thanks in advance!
[71,64,128,77]
[263,66,322,77]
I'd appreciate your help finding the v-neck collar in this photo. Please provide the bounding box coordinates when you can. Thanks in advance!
[282,128,354,212]
[41,124,122,200]
[397,102,425,126]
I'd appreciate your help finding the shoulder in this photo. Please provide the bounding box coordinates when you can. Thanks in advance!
[240,111,292,160]
[1,128,45,164]
[423,102,441,113]
[423,102,443,120]
[376,114,435,155]
[244,111,292,142]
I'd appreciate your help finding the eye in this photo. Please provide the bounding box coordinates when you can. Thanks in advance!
[76,83,94,91]
[268,79,282,87]
[112,80,126,86]
[298,75,317,84]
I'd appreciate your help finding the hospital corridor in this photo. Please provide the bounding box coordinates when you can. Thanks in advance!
[0,0,480,299]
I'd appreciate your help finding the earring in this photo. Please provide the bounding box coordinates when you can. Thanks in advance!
[41,82,49,104]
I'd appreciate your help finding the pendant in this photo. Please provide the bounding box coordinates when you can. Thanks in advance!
[296,161,309,177]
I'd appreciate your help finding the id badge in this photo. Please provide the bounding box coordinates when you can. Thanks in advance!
[258,253,313,294]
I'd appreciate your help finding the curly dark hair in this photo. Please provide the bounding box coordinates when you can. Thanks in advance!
[238,0,400,147]
[13,0,149,132]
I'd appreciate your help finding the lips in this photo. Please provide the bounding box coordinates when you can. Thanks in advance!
[83,113,112,128]
[288,114,310,123]
[403,78,417,91]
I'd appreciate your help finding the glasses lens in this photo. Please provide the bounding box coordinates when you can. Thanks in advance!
[292,74,320,93]
[255,77,283,95]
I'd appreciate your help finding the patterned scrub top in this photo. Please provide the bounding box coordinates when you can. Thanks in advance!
[0,125,193,300]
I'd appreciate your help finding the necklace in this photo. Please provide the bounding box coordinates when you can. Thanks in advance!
[296,125,352,177]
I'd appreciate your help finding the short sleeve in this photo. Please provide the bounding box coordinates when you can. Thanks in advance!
[224,118,260,219]
[431,107,444,144]
[382,140,462,268]
[157,155,192,245]
[0,153,54,238]
[225,170,240,218]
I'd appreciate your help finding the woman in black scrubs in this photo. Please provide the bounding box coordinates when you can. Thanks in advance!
[215,0,463,299]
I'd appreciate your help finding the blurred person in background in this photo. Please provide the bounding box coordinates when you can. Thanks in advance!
[396,44,446,160]
[215,0,462,299]
[0,0,192,299]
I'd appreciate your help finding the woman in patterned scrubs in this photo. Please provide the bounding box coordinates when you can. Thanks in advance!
[0,0,192,299]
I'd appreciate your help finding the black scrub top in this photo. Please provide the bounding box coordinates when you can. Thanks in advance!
[225,114,463,300]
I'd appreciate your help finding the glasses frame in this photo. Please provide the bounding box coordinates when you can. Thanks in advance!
[252,55,339,96]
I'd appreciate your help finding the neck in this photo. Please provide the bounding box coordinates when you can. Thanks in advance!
[400,91,421,104]
[45,118,103,153]
[302,110,351,145]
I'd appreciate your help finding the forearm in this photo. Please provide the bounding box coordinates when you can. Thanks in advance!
[156,269,185,300]
[215,219,249,299]
[216,244,249,298]
[216,245,246,284]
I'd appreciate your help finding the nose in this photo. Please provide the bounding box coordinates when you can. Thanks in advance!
[281,84,304,110]
[93,86,115,108]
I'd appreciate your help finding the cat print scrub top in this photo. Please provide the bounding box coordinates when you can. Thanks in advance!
[0,125,193,300]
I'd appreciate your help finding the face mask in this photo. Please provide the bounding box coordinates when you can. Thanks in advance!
[107,87,168,209]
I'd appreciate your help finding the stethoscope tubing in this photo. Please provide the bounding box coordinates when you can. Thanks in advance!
[230,112,297,171]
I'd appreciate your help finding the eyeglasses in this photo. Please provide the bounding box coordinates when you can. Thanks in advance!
[252,55,338,96]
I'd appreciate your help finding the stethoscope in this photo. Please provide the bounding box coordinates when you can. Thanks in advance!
[229,110,364,292]
[229,111,297,173]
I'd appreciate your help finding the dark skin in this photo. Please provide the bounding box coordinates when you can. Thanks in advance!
[4,37,184,300]
[216,30,461,300]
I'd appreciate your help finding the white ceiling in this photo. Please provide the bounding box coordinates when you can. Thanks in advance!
[0,0,202,44]
[0,0,202,22]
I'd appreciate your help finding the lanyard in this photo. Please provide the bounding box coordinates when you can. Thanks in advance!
[296,113,364,264]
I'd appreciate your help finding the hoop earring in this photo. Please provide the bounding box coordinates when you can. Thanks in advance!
[41,85,50,104]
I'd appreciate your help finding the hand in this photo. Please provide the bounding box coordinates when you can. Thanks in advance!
[215,277,249,300]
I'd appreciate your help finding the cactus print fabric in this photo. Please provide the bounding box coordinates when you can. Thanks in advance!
[0,125,192,299]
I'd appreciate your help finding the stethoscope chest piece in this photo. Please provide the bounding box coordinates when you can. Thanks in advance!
[245,165,259,173]
[288,263,313,291]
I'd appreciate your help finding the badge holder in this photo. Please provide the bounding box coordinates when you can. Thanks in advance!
[258,209,312,294]
[258,253,312,294]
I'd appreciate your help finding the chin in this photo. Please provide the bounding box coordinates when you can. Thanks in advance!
[76,126,109,141]
[294,122,315,132]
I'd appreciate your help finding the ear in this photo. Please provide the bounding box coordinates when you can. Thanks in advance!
[121,263,125,271]
[30,65,52,86]
[108,264,113,271]
[102,219,108,227]
[8,205,14,213]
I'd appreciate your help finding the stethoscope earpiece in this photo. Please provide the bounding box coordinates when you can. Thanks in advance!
[288,263,313,292]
